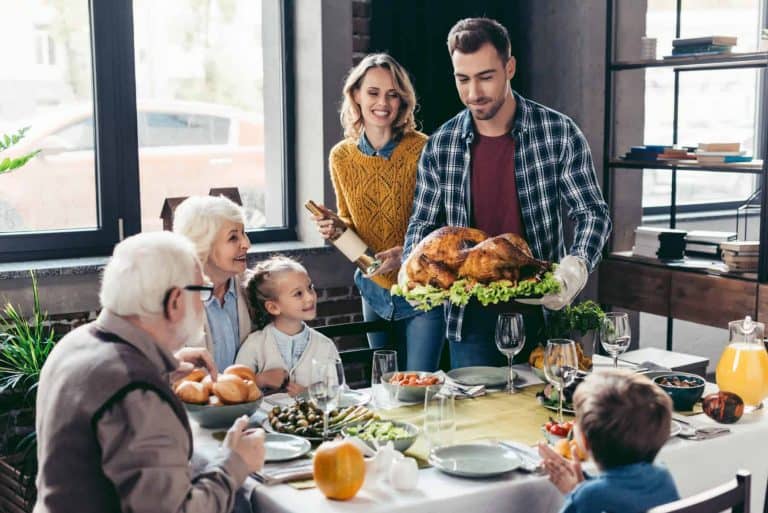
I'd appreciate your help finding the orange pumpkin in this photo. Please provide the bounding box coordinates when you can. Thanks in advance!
[313,440,365,500]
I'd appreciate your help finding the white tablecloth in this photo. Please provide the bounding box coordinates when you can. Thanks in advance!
[193,381,768,513]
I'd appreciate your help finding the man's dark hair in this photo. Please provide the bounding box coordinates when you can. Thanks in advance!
[447,17,512,61]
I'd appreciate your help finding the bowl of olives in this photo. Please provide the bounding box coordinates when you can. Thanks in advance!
[653,373,705,411]
[264,401,377,440]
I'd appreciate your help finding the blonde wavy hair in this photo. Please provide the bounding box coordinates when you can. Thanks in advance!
[340,53,418,140]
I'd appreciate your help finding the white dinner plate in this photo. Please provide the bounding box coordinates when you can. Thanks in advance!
[429,443,522,478]
[447,366,511,387]
[515,297,544,305]
[264,433,312,462]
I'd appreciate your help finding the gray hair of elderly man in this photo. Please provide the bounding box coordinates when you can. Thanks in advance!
[172,195,246,265]
[100,231,201,318]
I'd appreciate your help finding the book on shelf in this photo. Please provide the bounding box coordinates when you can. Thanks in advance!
[695,150,745,157]
[722,254,759,264]
[672,36,738,47]
[671,44,733,56]
[696,155,753,165]
[685,242,720,255]
[685,230,737,244]
[698,142,741,152]
[664,49,732,59]
[723,262,758,272]
[720,240,759,253]
[721,249,759,258]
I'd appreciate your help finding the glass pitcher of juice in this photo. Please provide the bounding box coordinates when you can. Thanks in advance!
[716,315,768,410]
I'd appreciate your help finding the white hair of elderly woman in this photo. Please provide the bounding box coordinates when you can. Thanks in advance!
[172,195,246,265]
[100,232,200,318]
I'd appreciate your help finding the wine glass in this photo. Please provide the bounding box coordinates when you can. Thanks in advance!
[495,313,526,394]
[543,339,579,424]
[308,358,344,440]
[423,384,456,453]
[600,312,631,368]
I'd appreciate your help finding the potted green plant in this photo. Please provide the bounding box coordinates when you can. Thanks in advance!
[0,272,58,510]
[530,300,606,374]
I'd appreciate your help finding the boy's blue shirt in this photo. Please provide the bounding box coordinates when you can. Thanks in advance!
[560,462,679,513]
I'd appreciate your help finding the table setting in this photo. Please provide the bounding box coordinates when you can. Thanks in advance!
[184,312,768,513]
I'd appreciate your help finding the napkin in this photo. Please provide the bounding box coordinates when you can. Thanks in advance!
[433,371,486,399]
[252,458,314,485]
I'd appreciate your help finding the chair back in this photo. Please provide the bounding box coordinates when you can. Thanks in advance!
[648,470,751,513]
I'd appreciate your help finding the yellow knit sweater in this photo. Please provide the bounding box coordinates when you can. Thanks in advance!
[329,131,427,289]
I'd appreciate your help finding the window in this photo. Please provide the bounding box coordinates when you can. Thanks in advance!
[642,0,762,209]
[0,0,294,262]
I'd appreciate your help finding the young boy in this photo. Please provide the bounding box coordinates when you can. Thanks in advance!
[539,369,680,513]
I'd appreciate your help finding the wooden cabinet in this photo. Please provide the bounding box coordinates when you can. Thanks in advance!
[600,255,757,329]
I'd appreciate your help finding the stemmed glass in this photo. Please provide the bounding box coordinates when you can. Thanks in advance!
[543,339,579,424]
[599,312,631,368]
[495,313,526,394]
[308,358,345,440]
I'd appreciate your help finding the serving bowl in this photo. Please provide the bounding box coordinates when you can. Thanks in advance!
[381,371,444,403]
[185,398,262,428]
[342,420,419,452]
[653,372,705,411]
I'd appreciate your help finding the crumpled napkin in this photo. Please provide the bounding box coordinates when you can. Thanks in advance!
[433,370,486,399]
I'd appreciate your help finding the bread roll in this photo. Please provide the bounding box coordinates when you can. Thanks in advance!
[244,379,262,402]
[224,364,258,383]
[184,368,207,383]
[199,374,214,395]
[208,394,222,407]
[175,381,209,404]
[212,374,249,404]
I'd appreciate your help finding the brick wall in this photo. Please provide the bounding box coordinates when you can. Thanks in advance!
[352,0,371,62]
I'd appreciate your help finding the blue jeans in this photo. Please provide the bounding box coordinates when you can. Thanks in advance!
[449,299,544,369]
[361,298,446,371]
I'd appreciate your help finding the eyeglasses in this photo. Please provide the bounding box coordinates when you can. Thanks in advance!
[184,284,215,302]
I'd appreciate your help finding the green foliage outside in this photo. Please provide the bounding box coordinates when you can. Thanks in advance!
[0,127,40,175]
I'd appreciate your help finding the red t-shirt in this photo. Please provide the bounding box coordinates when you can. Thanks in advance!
[470,133,524,237]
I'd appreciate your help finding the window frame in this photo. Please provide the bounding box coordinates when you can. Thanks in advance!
[0,0,296,263]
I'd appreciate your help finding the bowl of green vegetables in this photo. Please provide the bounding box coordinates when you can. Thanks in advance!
[342,419,419,452]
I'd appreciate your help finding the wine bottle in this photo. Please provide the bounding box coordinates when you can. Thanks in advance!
[305,200,382,275]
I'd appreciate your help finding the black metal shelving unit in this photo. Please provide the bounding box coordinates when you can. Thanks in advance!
[603,0,768,349]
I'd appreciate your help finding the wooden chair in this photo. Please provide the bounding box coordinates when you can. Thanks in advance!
[648,470,751,513]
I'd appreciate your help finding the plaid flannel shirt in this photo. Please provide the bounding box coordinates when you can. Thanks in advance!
[403,91,612,341]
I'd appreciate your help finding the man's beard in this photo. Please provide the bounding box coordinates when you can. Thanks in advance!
[470,96,504,121]
[175,307,205,349]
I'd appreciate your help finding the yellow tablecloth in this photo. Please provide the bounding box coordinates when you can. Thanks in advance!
[381,385,562,461]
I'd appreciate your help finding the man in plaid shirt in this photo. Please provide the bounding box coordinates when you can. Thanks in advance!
[402,18,611,368]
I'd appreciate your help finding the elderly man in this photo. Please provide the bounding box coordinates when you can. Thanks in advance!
[34,232,265,513]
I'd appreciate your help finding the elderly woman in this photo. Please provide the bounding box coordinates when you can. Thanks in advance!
[172,195,254,371]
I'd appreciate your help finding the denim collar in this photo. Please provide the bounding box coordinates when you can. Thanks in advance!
[460,89,531,142]
[205,277,237,306]
[357,132,400,159]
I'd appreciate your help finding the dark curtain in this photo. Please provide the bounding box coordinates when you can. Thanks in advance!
[370,0,529,134]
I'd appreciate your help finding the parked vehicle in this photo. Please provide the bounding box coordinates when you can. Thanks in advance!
[0,101,265,233]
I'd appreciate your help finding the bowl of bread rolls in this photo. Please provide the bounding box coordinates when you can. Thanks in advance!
[175,364,263,428]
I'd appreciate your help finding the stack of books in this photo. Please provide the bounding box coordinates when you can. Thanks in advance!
[684,230,737,258]
[632,226,687,260]
[657,147,697,163]
[621,145,671,162]
[695,142,752,165]
[720,241,759,272]
[665,35,737,58]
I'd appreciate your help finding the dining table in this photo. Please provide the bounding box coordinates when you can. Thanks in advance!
[191,362,768,513]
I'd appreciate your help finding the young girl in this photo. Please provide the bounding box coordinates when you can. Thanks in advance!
[235,256,339,396]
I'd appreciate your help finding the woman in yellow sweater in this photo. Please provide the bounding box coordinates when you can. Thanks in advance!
[313,53,445,371]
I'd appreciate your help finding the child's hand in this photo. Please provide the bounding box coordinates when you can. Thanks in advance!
[286,382,306,397]
[538,442,584,494]
[256,368,288,391]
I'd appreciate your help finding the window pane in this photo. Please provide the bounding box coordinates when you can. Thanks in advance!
[133,0,274,232]
[644,0,761,207]
[0,1,97,233]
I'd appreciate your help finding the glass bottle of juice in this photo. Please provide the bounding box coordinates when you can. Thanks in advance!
[716,315,768,411]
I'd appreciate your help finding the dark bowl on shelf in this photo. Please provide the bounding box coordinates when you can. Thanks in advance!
[653,373,705,411]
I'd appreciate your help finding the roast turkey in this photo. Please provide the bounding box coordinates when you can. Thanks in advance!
[403,227,550,289]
